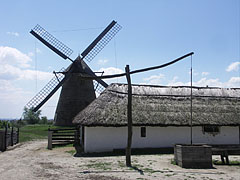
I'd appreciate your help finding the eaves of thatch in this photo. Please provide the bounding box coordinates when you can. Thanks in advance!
[72,83,240,127]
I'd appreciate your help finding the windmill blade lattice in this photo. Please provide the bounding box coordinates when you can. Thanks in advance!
[26,68,65,111]
[26,21,122,113]
[81,21,122,62]
[93,80,106,94]
[30,25,73,60]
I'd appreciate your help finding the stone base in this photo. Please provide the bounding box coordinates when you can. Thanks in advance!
[174,144,212,169]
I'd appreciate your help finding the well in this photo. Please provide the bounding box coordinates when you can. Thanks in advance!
[174,144,212,168]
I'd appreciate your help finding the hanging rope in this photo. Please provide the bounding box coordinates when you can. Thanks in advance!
[35,40,38,93]
[52,27,104,33]
[114,38,118,83]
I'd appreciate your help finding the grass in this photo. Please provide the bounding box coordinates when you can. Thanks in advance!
[19,124,75,143]
[65,149,76,155]
[85,162,112,170]
[19,124,50,142]
[142,167,155,173]
[213,160,240,166]
[117,160,126,168]
[170,159,177,165]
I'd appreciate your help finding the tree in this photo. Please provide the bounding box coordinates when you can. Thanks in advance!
[23,107,41,124]
[40,116,48,124]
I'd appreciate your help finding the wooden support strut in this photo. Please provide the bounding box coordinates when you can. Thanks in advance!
[75,52,194,80]
[125,65,132,167]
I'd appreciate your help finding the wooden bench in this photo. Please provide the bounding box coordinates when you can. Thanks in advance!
[211,144,240,164]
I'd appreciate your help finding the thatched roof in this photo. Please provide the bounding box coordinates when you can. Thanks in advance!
[72,83,240,126]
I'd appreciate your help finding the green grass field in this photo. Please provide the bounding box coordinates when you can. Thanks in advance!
[19,124,75,143]
[19,124,50,142]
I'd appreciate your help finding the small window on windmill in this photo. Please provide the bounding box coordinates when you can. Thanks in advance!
[203,125,220,136]
[141,127,146,137]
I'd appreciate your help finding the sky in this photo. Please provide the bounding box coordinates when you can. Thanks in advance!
[0,0,239,119]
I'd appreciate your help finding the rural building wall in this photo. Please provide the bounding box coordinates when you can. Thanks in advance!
[84,126,239,153]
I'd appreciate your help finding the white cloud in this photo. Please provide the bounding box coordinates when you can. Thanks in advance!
[189,69,199,76]
[97,67,125,84]
[7,32,19,37]
[143,73,165,85]
[201,72,209,76]
[98,67,124,75]
[228,76,240,87]
[0,79,33,118]
[0,80,29,104]
[0,46,57,118]
[0,46,52,81]
[21,69,52,80]
[0,46,32,68]
[28,52,34,57]
[226,62,240,72]
[167,77,240,88]
[98,59,109,65]
[193,78,223,87]
[0,63,52,81]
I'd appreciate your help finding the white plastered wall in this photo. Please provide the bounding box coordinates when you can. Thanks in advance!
[84,126,239,153]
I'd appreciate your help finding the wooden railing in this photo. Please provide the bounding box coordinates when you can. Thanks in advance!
[47,127,80,150]
[0,127,19,152]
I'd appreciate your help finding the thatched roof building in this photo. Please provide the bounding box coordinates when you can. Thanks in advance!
[73,83,240,127]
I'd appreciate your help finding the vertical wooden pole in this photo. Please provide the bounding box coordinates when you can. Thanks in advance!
[125,65,132,167]
[239,126,240,145]
[11,126,14,146]
[48,128,53,150]
[190,55,193,145]
[4,125,7,151]
[17,128,19,144]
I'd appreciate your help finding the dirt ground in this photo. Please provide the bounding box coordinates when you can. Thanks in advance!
[0,140,239,180]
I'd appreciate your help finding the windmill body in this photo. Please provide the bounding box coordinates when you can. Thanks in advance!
[26,21,121,126]
[54,56,96,126]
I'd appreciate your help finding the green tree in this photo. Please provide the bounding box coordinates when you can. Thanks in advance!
[40,116,48,124]
[23,107,41,124]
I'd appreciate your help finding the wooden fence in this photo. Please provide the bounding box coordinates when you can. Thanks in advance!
[48,127,80,150]
[0,127,19,152]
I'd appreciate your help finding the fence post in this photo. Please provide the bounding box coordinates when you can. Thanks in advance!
[48,128,53,150]
[4,126,7,151]
[0,130,5,151]
[17,128,19,144]
[11,126,14,146]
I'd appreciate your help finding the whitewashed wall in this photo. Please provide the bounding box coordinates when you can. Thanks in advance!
[84,126,240,153]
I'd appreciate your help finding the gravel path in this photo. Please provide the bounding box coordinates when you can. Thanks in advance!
[0,140,239,180]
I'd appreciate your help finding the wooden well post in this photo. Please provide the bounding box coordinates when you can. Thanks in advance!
[125,65,132,167]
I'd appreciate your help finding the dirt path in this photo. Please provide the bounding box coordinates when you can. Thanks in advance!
[0,140,239,180]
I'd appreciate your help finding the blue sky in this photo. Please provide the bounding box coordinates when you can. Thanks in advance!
[0,0,239,119]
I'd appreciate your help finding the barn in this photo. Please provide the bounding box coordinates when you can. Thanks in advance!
[73,83,240,153]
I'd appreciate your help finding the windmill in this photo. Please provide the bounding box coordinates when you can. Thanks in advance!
[25,21,122,126]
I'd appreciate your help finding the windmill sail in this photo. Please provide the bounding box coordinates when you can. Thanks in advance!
[30,24,73,60]
[26,21,122,125]
[25,68,66,111]
[81,20,122,62]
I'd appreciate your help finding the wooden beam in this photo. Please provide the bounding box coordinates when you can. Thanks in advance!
[125,65,132,167]
[75,52,194,80]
